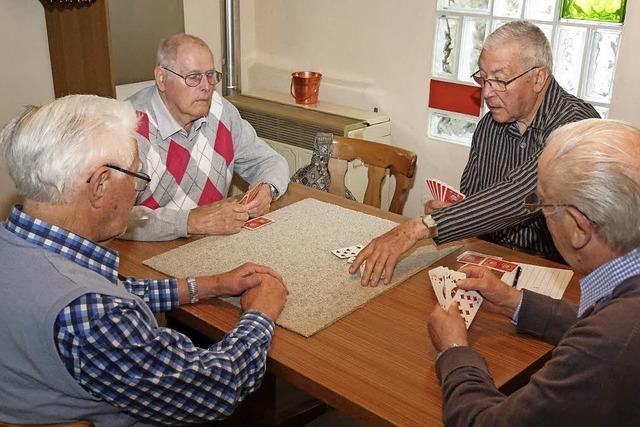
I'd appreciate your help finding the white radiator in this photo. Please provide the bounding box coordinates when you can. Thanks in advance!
[227,89,393,208]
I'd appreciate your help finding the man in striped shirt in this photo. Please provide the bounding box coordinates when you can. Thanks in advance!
[352,21,599,286]
[0,95,288,425]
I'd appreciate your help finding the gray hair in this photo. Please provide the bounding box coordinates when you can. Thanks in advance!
[484,20,553,70]
[156,33,211,67]
[0,94,139,204]
[543,119,640,254]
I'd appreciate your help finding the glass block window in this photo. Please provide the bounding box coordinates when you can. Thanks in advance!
[428,0,626,146]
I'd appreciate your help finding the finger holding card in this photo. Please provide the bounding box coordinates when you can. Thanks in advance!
[243,184,272,218]
[428,301,469,353]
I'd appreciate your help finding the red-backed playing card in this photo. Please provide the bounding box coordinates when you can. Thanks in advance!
[442,186,465,203]
[240,185,261,205]
[243,216,274,230]
[480,257,518,273]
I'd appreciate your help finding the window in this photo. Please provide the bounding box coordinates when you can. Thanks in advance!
[428,0,627,146]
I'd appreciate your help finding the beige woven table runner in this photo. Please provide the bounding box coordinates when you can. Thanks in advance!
[144,198,457,337]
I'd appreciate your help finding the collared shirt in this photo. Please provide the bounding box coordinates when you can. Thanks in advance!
[432,78,599,260]
[124,85,290,241]
[4,205,275,424]
[578,247,640,317]
[513,247,640,324]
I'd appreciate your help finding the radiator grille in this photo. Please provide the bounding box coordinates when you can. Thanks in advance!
[227,94,367,151]
[237,108,345,150]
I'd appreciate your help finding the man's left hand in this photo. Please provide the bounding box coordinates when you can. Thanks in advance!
[244,184,272,217]
[428,303,469,353]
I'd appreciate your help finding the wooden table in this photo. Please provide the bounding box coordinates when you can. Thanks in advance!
[109,183,581,426]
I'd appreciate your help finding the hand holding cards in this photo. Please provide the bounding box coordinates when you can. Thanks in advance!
[426,179,465,204]
[240,185,261,205]
[428,266,483,329]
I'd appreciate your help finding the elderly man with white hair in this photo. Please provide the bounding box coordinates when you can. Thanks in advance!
[352,20,600,286]
[429,118,640,426]
[0,95,288,426]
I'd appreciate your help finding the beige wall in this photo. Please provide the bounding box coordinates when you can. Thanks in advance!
[0,0,54,217]
[1,0,638,219]
[234,0,640,217]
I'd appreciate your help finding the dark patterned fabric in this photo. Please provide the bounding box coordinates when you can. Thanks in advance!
[291,132,356,200]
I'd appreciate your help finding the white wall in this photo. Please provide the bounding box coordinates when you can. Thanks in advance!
[0,0,54,216]
[1,0,638,219]
[234,0,640,218]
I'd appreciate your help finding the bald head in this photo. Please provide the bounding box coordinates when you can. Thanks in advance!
[156,33,212,68]
[540,119,640,253]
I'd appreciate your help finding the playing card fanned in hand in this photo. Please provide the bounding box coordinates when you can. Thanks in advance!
[428,266,483,329]
[240,185,261,205]
[426,179,465,203]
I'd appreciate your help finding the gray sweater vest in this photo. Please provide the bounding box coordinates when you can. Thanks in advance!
[0,226,157,426]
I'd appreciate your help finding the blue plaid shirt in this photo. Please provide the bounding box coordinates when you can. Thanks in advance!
[5,205,275,424]
[577,247,640,317]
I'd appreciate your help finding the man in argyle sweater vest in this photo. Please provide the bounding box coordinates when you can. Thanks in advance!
[123,34,289,241]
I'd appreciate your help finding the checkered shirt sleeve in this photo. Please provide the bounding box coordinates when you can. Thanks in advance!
[121,276,179,313]
[56,295,274,424]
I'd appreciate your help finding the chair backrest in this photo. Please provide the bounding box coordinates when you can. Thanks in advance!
[327,135,417,214]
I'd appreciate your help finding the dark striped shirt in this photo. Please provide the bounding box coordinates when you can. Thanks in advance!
[432,78,599,259]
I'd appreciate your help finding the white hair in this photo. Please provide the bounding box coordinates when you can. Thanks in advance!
[156,33,211,67]
[0,94,139,204]
[543,119,640,253]
[484,20,553,70]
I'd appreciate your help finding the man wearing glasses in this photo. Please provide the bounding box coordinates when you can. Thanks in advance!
[428,119,640,426]
[352,21,599,286]
[124,33,289,241]
[0,95,288,424]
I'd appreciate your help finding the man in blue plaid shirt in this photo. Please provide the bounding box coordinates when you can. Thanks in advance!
[0,94,288,426]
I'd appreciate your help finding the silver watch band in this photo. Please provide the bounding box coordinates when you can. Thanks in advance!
[186,277,199,304]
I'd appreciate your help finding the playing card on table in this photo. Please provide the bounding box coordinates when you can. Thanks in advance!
[480,257,519,273]
[331,244,364,259]
[452,288,483,329]
[243,216,274,230]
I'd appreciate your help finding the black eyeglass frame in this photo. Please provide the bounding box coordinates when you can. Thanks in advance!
[86,164,151,192]
[471,66,541,92]
[161,66,223,87]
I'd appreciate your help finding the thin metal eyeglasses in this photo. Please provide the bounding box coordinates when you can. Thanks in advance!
[86,164,151,192]
[161,66,223,87]
[471,66,541,92]
[522,191,596,224]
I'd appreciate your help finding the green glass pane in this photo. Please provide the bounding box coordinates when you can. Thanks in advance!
[561,0,627,23]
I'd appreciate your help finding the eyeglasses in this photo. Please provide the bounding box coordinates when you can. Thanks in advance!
[471,66,541,92]
[161,66,223,87]
[522,191,572,214]
[86,164,151,192]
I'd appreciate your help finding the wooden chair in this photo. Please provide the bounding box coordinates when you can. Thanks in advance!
[328,135,417,214]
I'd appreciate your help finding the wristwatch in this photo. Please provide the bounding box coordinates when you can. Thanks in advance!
[421,214,438,235]
[186,277,199,304]
[263,182,279,200]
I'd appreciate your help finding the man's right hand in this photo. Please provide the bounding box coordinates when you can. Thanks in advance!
[458,265,523,319]
[349,217,430,287]
[424,199,453,214]
[241,274,288,322]
[187,198,249,235]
